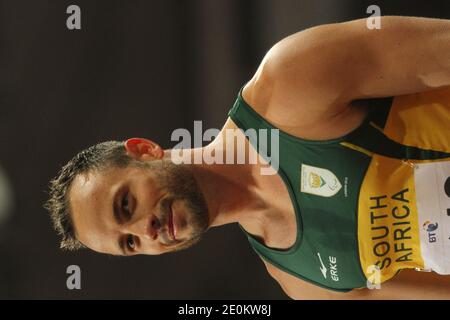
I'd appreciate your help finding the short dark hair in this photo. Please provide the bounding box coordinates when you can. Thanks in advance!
[44,140,131,250]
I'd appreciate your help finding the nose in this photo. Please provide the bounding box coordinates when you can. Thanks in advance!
[148,215,161,240]
[124,214,161,241]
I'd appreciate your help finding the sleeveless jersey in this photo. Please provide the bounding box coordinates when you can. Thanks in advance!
[228,85,450,292]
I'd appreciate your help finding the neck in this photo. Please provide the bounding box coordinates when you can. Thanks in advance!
[164,133,268,229]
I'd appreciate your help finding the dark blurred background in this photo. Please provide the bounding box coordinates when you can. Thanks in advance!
[0,0,449,299]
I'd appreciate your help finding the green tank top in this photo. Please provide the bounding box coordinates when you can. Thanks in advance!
[228,84,450,292]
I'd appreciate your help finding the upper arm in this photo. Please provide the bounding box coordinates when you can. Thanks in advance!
[262,259,346,300]
[263,259,450,300]
[247,16,450,118]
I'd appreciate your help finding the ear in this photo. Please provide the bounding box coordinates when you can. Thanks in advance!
[124,138,164,161]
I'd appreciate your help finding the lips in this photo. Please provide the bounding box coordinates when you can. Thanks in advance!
[167,203,177,241]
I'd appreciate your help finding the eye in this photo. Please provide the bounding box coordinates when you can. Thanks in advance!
[122,193,131,217]
[126,234,135,251]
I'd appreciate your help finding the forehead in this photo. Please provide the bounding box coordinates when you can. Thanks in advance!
[67,166,135,254]
[69,166,131,209]
[71,166,128,196]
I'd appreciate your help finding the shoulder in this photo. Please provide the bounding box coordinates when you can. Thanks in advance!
[240,56,370,141]
[241,24,359,130]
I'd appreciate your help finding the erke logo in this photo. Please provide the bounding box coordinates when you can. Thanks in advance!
[317,253,339,281]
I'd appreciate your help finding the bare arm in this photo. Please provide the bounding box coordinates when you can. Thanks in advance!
[248,16,450,118]
[264,260,450,300]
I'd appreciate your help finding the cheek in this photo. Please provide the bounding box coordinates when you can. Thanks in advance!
[136,177,165,208]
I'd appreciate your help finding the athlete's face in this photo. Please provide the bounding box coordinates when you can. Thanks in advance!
[68,154,209,256]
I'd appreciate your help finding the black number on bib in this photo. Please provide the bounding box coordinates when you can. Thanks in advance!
[445,177,450,216]
[445,177,450,197]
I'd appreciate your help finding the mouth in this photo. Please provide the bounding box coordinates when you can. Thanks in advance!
[167,202,177,242]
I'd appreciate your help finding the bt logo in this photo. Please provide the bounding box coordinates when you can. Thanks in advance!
[423,221,438,243]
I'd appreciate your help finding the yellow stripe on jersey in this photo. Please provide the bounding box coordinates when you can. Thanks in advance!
[357,155,424,284]
[383,86,450,153]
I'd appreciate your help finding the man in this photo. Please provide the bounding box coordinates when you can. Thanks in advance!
[45,16,450,299]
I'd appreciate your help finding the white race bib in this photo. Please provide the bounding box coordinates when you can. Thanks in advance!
[414,160,450,274]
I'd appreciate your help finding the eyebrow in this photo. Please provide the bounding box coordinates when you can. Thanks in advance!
[112,186,127,256]
[113,187,125,225]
